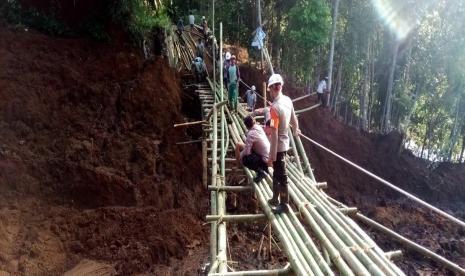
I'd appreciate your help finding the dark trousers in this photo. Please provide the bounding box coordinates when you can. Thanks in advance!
[317,93,325,105]
[242,152,268,173]
[273,151,288,188]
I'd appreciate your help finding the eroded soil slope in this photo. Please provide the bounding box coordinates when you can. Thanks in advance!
[0,26,208,275]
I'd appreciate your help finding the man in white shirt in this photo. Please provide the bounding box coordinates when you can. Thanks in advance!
[316,76,328,105]
[188,14,195,28]
[235,116,270,183]
[244,85,257,112]
[267,73,300,213]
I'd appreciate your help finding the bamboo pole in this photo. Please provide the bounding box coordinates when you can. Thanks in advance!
[295,103,321,114]
[217,22,228,275]
[288,130,304,173]
[287,165,397,276]
[208,263,291,276]
[210,103,218,269]
[294,134,316,181]
[206,213,300,223]
[355,213,465,275]
[207,185,252,192]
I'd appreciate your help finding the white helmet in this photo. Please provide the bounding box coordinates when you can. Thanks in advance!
[251,85,256,90]
[267,73,284,87]
[225,52,231,60]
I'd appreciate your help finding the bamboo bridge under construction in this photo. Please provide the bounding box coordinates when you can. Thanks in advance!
[169,23,465,276]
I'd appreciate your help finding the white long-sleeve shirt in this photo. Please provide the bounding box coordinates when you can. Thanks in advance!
[269,93,299,161]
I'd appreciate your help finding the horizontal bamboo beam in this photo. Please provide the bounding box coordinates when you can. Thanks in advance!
[292,93,316,103]
[354,213,465,275]
[295,103,321,114]
[208,263,291,276]
[339,207,358,215]
[384,250,403,261]
[206,214,268,222]
[207,185,252,192]
[174,120,207,127]
[315,182,328,189]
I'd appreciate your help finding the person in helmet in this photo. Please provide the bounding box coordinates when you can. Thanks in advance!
[196,38,205,60]
[201,16,208,36]
[223,51,231,88]
[266,73,300,213]
[192,57,206,82]
[244,85,257,112]
[226,55,240,112]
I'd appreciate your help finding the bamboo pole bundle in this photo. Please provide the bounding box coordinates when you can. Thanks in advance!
[228,118,335,275]
[286,164,399,276]
[287,164,404,275]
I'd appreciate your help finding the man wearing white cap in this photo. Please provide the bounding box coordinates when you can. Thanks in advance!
[226,55,240,112]
[266,73,300,213]
[244,85,257,112]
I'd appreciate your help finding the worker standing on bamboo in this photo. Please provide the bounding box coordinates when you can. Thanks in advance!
[201,16,208,37]
[226,55,240,113]
[244,85,257,112]
[192,57,206,83]
[223,52,231,88]
[267,73,301,213]
[188,13,195,28]
[316,76,328,106]
[176,17,184,35]
[196,38,205,60]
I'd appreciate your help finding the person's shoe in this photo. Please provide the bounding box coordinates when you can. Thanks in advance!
[267,182,280,207]
[272,203,289,214]
[253,170,266,183]
[268,198,279,208]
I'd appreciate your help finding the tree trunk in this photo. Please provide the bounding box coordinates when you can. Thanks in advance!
[381,38,400,133]
[460,135,465,163]
[332,61,343,115]
[326,0,340,107]
[360,38,371,131]
[447,97,461,161]
[272,3,282,65]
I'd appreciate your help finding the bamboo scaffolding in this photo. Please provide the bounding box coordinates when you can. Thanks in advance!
[181,22,409,276]
[287,164,399,276]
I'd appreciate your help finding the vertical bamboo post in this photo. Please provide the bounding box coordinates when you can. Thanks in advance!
[210,100,218,270]
[263,82,267,109]
[202,139,208,188]
[212,0,215,85]
[217,22,228,274]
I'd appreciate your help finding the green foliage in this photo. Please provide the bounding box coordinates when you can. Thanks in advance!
[0,0,71,36]
[110,0,170,43]
[287,0,330,49]
[281,0,331,83]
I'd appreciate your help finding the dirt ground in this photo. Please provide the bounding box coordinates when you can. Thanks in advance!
[1,23,464,275]
[0,25,209,275]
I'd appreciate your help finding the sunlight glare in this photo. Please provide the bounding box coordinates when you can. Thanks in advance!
[372,0,414,40]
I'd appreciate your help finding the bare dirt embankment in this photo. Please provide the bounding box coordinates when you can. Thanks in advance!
[0,26,209,275]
